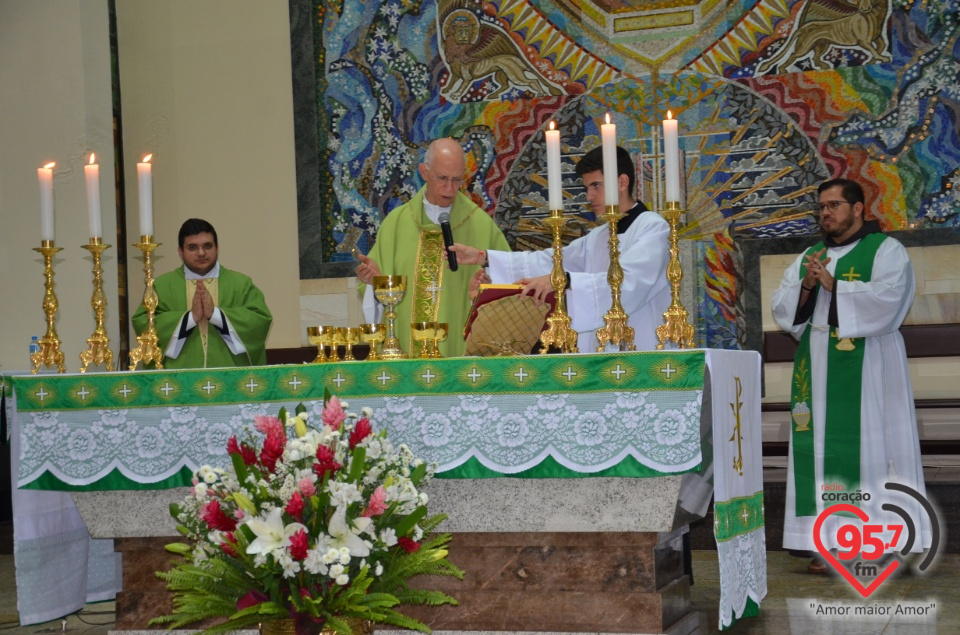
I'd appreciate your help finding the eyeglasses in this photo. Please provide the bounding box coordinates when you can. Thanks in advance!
[818,200,850,212]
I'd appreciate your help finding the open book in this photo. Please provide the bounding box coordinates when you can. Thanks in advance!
[463,284,557,356]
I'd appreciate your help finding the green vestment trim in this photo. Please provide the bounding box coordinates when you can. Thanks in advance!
[791,233,886,516]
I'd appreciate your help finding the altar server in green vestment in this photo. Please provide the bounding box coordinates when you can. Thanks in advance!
[355,138,510,357]
[132,218,273,368]
[771,179,930,573]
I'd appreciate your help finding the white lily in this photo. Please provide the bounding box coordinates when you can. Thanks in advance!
[327,506,371,557]
[245,507,306,556]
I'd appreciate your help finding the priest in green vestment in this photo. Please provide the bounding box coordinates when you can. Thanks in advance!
[355,138,510,357]
[132,218,273,369]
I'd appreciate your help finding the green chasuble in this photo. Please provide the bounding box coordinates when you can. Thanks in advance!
[132,266,272,369]
[358,188,510,357]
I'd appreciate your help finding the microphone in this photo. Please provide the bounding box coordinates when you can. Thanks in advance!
[438,211,458,271]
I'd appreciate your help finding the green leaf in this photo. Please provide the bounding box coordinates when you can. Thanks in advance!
[394,505,427,537]
[279,406,288,422]
[169,502,181,519]
[409,462,428,486]
[348,447,367,482]
[231,449,249,484]
[296,402,307,415]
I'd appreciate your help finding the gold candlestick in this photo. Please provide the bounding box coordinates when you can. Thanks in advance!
[538,208,578,354]
[129,235,165,370]
[595,205,636,351]
[656,201,695,349]
[31,241,66,373]
[79,238,115,372]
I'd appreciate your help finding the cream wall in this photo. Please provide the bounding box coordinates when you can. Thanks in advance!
[0,0,118,373]
[116,0,301,351]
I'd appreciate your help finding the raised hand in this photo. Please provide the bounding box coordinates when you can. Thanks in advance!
[355,253,382,285]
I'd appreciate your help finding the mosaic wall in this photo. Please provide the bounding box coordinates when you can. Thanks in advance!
[311,0,960,349]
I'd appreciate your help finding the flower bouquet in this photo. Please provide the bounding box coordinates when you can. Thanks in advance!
[150,395,463,635]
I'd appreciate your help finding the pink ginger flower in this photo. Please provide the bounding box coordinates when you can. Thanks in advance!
[321,396,346,431]
[254,414,285,437]
[362,486,387,517]
[298,477,316,497]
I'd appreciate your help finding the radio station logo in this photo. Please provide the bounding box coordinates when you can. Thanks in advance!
[813,482,941,598]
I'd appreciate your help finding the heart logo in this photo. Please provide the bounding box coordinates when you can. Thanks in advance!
[813,503,900,597]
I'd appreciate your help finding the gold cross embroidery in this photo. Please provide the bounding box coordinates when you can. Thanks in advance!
[728,377,744,476]
[832,329,856,351]
[841,266,861,282]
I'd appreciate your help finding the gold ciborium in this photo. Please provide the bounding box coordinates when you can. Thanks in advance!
[373,275,407,359]
[359,323,385,360]
[341,327,360,361]
[306,325,336,363]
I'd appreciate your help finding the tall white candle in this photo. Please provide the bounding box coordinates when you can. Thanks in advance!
[37,162,56,242]
[663,111,680,203]
[137,154,153,237]
[600,114,619,206]
[545,121,562,211]
[84,153,102,238]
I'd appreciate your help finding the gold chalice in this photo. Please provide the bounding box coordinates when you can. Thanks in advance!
[432,322,448,359]
[342,327,360,361]
[330,327,347,362]
[373,275,407,359]
[359,323,385,360]
[411,321,435,359]
[306,325,336,363]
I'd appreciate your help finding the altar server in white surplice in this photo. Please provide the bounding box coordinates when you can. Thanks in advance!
[771,178,931,574]
[450,145,671,351]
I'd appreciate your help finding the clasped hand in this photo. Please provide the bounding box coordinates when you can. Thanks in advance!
[191,282,215,324]
[803,248,834,293]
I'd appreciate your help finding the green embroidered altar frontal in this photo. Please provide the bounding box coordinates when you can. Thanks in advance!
[13,351,705,491]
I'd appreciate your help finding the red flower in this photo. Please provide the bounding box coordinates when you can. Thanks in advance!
[313,445,341,479]
[260,429,286,473]
[289,528,309,561]
[221,532,240,557]
[199,499,237,531]
[236,589,269,610]
[286,491,305,521]
[398,536,420,553]
[321,396,346,431]
[350,417,373,449]
[240,443,257,466]
[227,436,258,466]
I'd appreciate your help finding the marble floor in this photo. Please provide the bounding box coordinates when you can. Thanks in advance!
[1,550,958,635]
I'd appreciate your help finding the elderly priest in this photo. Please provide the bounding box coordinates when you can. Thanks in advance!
[132,218,273,368]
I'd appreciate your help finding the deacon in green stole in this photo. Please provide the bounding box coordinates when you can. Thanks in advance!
[355,139,509,358]
[771,179,931,565]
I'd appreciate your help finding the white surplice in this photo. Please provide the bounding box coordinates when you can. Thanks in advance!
[771,236,932,553]
[487,209,671,351]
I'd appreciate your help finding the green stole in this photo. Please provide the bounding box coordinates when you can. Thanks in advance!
[790,233,887,516]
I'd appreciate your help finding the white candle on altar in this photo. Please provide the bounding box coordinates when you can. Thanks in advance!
[545,121,562,211]
[137,154,153,237]
[600,114,618,206]
[663,111,680,203]
[37,162,56,242]
[84,153,102,238]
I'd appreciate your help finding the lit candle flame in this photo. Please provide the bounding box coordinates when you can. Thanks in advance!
[667,110,673,120]
[89,153,96,165]
[142,154,153,163]
[605,113,611,125]
[549,121,555,131]
[43,162,55,169]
